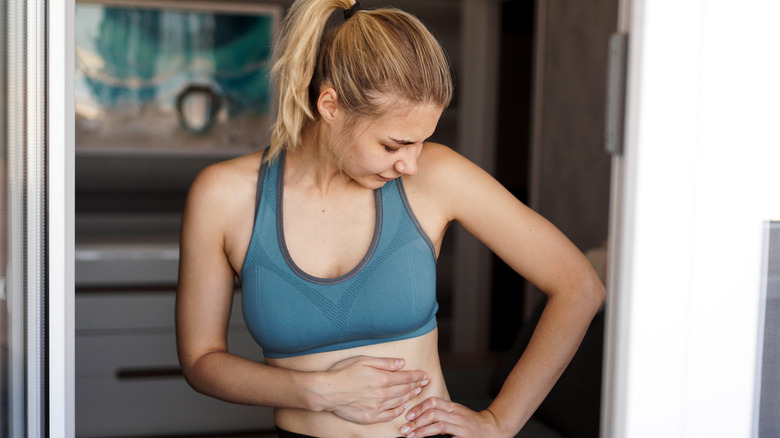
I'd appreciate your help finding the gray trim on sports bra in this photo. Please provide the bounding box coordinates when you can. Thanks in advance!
[397,177,437,262]
[275,151,383,285]
[240,149,271,282]
[253,148,270,223]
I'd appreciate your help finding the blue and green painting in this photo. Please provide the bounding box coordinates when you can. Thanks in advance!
[75,4,276,151]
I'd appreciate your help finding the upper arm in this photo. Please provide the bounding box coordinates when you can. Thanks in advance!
[418,144,604,299]
[176,165,239,371]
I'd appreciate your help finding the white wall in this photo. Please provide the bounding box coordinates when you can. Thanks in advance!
[49,0,75,437]
[604,1,780,437]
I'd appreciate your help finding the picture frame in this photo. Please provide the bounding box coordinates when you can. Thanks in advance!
[75,0,281,156]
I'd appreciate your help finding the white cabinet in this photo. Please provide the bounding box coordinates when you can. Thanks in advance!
[75,289,274,437]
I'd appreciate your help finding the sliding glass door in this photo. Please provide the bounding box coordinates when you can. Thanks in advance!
[2,0,74,437]
[2,0,48,436]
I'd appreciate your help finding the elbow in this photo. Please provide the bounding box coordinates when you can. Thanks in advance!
[180,362,200,392]
[545,272,604,321]
[543,270,605,313]
[179,357,204,394]
[178,351,216,396]
[583,270,606,313]
[555,268,605,315]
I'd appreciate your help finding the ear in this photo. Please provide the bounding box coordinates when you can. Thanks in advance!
[316,87,339,124]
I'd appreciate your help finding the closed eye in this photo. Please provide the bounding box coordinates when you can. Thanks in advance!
[388,136,431,148]
[384,145,400,153]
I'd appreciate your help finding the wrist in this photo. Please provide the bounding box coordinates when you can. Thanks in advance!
[295,370,329,412]
[483,406,522,438]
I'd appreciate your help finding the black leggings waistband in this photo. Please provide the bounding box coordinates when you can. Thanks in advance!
[275,426,451,438]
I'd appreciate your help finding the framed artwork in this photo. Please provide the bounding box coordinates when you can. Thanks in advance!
[75,1,281,155]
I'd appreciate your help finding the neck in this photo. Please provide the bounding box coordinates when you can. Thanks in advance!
[285,126,352,197]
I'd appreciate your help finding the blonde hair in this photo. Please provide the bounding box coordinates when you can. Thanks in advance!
[269,0,453,160]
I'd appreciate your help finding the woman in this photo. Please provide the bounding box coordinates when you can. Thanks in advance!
[175,0,605,437]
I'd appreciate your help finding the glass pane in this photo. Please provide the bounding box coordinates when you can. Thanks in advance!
[759,221,780,437]
[1,0,8,432]
[2,0,47,436]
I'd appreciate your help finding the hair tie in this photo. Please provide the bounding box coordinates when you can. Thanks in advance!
[343,1,361,20]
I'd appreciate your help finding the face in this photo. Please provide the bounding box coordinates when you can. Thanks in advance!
[337,102,444,189]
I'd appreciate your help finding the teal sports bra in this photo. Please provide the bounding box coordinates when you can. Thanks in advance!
[240,150,439,359]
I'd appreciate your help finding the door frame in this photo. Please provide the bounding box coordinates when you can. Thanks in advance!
[601,1,780,437]
[48,1,76,437]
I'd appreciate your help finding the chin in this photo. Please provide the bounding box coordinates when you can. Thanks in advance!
[352,173,392,190]
[364,178,388,190]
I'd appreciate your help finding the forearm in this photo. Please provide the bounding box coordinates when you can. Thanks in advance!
[488,284,604,436]
[183,350,319,411]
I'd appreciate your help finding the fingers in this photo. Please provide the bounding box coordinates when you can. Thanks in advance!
[374,399,412,423]
[403,396,447,422]
[380,379,426,403]
[379,383,424,411]
[386,371,429,390]
[400,397,467,438]
[359,355,407,371]
[324,355,432,425]
[375,384,430,423]
[359,356,425,377]
[399,405,503,438]
[357,356,428,389]
[370,374,429,422]
[330,355,406,373]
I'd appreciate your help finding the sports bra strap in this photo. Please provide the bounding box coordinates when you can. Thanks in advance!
[253,148,270,223]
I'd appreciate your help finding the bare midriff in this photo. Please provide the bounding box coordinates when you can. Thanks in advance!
[266,328,449,438]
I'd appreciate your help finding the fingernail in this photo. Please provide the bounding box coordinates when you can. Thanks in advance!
[400,425,410,434]
[408,433,416,438]
[396,359,404,367]
[421,379,429,386]
[414,387,422,395]
[403,402,409,409]
[407,411,416,420]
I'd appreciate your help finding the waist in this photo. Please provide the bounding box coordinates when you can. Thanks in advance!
[276,426,452,438]
[268,329,449,438]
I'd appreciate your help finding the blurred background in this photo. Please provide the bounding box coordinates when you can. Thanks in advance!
[5,0,618,436]
[6,1,780,438]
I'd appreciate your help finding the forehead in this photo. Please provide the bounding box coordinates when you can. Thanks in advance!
[368,102,443,138]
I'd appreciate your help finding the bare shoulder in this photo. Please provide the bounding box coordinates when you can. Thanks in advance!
[182,150,263,240]
[186,151,262,212]
[415,142,471,176]
[189,151,261,197]
[413,142,493,186]
[407,142,507,222]
[180,150,264,275]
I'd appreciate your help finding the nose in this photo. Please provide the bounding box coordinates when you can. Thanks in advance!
[393,146,420,176]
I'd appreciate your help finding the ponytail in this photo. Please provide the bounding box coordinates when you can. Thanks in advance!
[269,0,453,160]
[269,0,351,160]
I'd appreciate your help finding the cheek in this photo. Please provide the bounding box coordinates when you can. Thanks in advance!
[341,148,377,176]
[350,145,383,169]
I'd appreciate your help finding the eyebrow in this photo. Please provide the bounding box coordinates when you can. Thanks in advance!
[388,136,430,145]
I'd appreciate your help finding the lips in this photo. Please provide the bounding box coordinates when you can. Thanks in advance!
[378,175,396,182]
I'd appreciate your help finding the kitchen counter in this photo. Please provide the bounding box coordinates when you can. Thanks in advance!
[75,213,181,288]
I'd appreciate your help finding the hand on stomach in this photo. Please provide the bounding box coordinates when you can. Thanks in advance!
[267,329,448,437]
